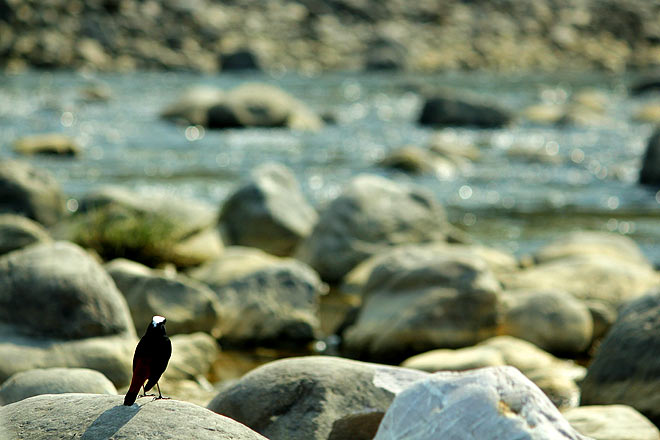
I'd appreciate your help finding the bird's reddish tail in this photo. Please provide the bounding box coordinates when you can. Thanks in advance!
[124,358,150,406]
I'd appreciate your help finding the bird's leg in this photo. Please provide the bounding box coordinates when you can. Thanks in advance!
[152,382,170,401]
[140,385,155,398]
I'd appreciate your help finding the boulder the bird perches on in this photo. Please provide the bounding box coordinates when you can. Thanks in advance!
[124,315,172,406]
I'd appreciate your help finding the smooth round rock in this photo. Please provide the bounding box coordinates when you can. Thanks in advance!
[0,214,51,256]
[563,405,660,440]
[0,368,117,405]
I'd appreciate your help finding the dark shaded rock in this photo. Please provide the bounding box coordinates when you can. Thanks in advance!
[220,49,261,71]
[580,291,660,424]
[0,393,268,440]
[13,133,80,156]
[0,368,117,405]
[219,162,317,257]
[296,174,449,283]
[188,246,324,346]
[630,75,660,95]
[0,214,51,256]
[342,244,501,362]
[364,37,407,71]
[374,366,589,439]
[418,95,512,128]
[0,159,65,226]
[0,241,133,340]
[639,129,660,186]
[106,259,222,337]
[207,356,429,440]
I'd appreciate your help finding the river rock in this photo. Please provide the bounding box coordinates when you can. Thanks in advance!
[0,393,268,440]
[373,366,589,440]
[0,241,136,386]
[219,162,317,257]
[188,246,324,346]
[160,85,226,126]
[220,48,262,71]
[580,291,660,425]
[633,103,660,124]
[164,332,219,383]
[0,368,117,405]
[207,356,429,440]
[12,133,80,156]
[206,82,323,130]
[0,214,51,256]
[342,244,501,362]
[563,405,660,440]
[297,174,449,283]
[364,37,407,71]
[377,145,457,177]
[640,128,660,186]
[499,289,594,353]
[106,259,222,337]
[418,94,512,128]
[57,186,222,267]
[401,336,584,409]
[533,230,651,266]
[0,159,65,226]
[630,75,660,95]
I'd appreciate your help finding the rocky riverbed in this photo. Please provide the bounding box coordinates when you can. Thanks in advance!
[1,0,660,73]
[1,66,660,437]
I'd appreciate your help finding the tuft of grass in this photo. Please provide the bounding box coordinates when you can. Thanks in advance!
[72,205,179,267]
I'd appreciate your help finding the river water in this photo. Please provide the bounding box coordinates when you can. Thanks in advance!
[1,70,659,265]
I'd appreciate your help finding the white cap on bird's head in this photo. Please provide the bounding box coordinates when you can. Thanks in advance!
[152,315,166,327]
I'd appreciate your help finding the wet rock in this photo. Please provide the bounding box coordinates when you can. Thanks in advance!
[580,291,660,425]
[0,393,268,440]
[374,366,589,439]
[0,214,51,256]
[364,37,407,71]
[0,368,117,405]
[206,83,323,131]
[0,241,136,386]
[207,356,429,440]
[499,289,593,353]
[220,48,261,71]
[160,86,226,126]
[188,246,324,346]
[0,159,65,226]
[563,405,660,440]
[418,94,512,128]
[106,259,222,337]
[640,128,660,186]
[342,244,501,362]
[297,174,449,283]
[12,133,80,156]
[57,186,222,267]
[377,145,457,178]
[402,336,585,409]
[219,162,317,257]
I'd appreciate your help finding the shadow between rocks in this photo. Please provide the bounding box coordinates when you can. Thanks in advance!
[80,404,141,440]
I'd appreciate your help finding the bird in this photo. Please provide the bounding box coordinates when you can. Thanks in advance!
[123,315,172,406]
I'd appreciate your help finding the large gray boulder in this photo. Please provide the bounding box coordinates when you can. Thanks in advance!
[0,241,136,386]
[0,159,65,226]
[563,405,660,440]
[57,186,223,267]
[499,289,594,353]
[343,244,501,362]
[297,174,450,283]
[374,366,590,439]
[219,162,317,257]
[580,291,660,425]
[0,368,117,405]
[106,259,222,337]
[207,356,429,440]
[188,246,325,346]
[0,394,268,440]
[0,214,51,256]
[640,129,660,186]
